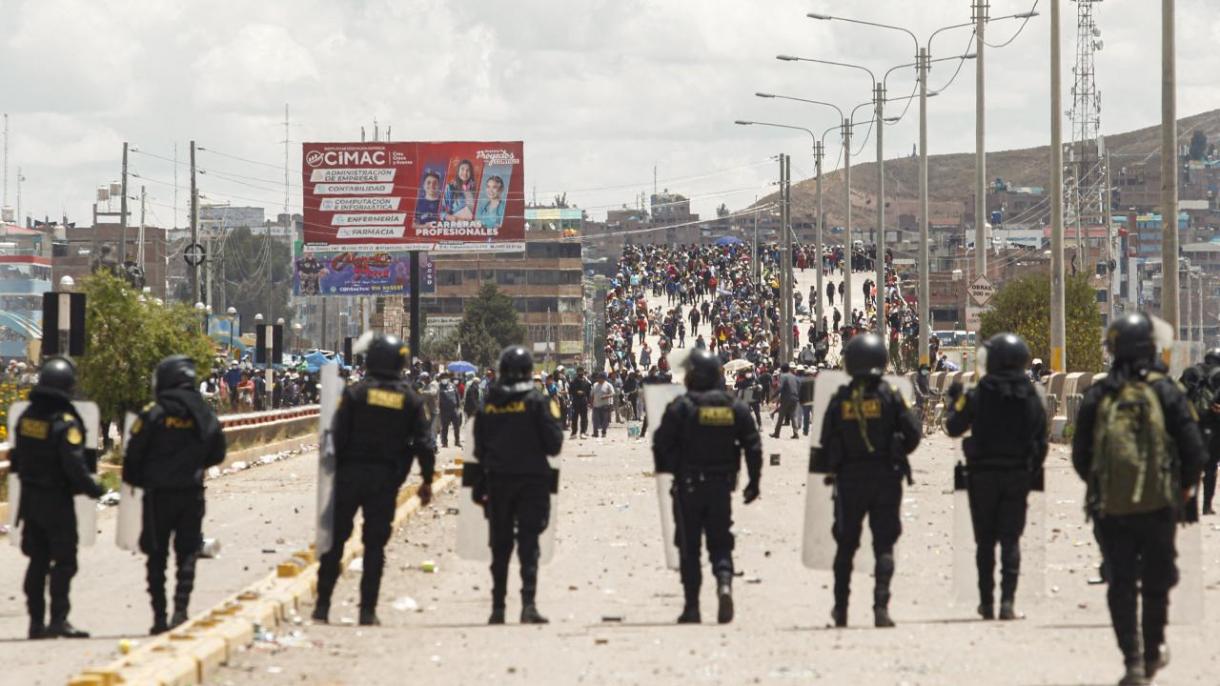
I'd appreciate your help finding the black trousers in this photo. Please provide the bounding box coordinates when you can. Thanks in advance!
[440,411,462,447]
[570,403,589,436]
[487,474,551,607]
[141,487,205,620]
[833,475,903,610]
[673,474,734,598]
[20,488,78,628]
[967,470,1030,605]
[1096,509,1178,666]
[772,400,798,437]
[1202,455,1219,511]
[317,463,399,612]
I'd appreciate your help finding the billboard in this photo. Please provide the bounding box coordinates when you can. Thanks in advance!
[292,243,436,297]
[302,141,524,252]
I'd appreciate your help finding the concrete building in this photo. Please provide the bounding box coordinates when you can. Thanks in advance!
[53,223,170,300]
[0,253,51,360]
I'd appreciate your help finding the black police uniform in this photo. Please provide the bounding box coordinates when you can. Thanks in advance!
[472,382,564,617]
[1072,364,1204,676]
[568,374,591,437]
[11,386,103,637]
[653,388,762,620]
[819,378,920,624]
[945,372,1048,617]
[316,375,435,620]
[123,386,226,631]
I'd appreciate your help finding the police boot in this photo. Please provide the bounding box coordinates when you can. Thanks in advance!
[519,561,548,624]
[488,606,506,625]
[310,601,329,624]
[359,609,381,626]
[28,620,46,640]
[873,553,896,628]
[677,586,701,624]
[830,604,848,628]
[45,621,90,639]
[520,604,549,625]
[1117,663,1147,686]
[1145,644,1168,682]
[715,572,734,625]
[170,594,190,629]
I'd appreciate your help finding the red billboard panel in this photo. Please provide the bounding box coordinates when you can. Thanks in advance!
[302,141,524,252]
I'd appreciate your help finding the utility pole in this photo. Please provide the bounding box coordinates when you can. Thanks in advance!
[174,143,178,231]
[875,82,887,345]
[843,118,854,325]
[1050,0,1067,372]
[1161,0,1178,334]
[190,140,200,305]
[917,49,931,367]
[974,0,989,286]
[814,140,826,333]
[1103,149,1115,323]
[2,113,8,211]
[138,185,146,266]
[780,153,793,363]
[1184,265,1192,347]
[120,141,129,262]
[752,209,759,282]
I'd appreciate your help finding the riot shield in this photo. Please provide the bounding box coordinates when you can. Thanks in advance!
[802,370,848,569]
[116,412,142,552]
[315,364,341,556]
[643,383,685,570]
[951,463,975,604]
[455,455,559,565]
[6,400,99,547]
[1171,522,1203,625]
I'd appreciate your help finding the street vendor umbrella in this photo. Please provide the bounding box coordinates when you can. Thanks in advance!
[714,236,743,246]
[724,359,754,375]
[448,361,477,375]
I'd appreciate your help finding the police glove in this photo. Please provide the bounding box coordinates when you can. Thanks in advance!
[946,381,964,401]
[418,481,433,507]
[743,481,760,505]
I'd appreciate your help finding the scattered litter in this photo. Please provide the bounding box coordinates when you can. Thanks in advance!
[392,596,419,612]
[207,466,221,479]
[745,577,762,584]
[594,638,609,645]
[200,539,222,558]
[349,557,364,573]
[99,491,121,507]
[601,616,623,622]
[267,666,283,674]
[118,638,137,655]
[420,560,437,573]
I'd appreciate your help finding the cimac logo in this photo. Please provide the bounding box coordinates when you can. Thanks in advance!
[305,148,387,167]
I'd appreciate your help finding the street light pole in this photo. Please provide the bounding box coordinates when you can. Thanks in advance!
[814,139,826,333]
[1161,0,1178,335]
[843,118,854,328]
[875,82,887,345]
[974,0,989,284]
[1050,0,1067,372]
[918,48,931,367]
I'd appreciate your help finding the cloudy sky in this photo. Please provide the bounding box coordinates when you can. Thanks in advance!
[1,0,1217,227]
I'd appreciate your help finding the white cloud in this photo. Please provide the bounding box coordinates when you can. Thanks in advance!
[0,0,1213,225]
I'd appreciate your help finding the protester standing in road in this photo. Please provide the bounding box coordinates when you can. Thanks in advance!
[591,372,615,438]
[568,367,591,438]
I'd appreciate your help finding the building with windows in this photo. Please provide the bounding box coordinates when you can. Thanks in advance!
[0,254,51,360]
[423,235,584,365]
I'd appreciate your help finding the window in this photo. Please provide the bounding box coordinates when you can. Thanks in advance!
[496,270,526,286]
[559,243,581,258]
[527,270,560,285]
[557,297,582,313]
[462,269,478,282]
[437,270,463,286]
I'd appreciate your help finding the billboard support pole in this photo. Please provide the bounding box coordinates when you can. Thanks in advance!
[409,251,421,362]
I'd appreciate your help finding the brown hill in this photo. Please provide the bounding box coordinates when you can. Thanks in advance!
[755,108,1220,228]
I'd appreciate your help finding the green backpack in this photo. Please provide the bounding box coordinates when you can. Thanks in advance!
[1090,374,1180,516]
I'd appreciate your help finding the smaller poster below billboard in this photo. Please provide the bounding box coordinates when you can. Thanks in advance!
[293,243,436,297]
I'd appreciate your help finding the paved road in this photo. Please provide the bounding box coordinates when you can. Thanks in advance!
[215,422,1220,686]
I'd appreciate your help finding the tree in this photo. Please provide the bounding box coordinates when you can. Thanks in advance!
[1189,130,1208,161]
[216,227,292,324]
[979,272,1103,372]
[77,270,215,427]
[452,283,526,368]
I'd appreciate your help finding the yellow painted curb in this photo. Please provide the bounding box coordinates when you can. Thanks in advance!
[67,472,457,686]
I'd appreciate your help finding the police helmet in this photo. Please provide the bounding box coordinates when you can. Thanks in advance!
[1209,367,1220,392]
[983,333,1031,374]
[1180,364,1204,390]
[155,355,197,391]
[38,356,76,393]
[365,334,408,379]
[843,333,888,378]
[1105,312,1156,363]
[1206,348,1220,366]
[498,345,533,383]
[684,347,723,391]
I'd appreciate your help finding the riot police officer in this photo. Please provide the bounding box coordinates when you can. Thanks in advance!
[312,334,435,626]
[653,348,762,624]
[1072,313,1204,684]
[10,357,103,639]
[945,333,1048,621]
[123,355,227,634]
[819,334,920,628]
[469,346,564,624]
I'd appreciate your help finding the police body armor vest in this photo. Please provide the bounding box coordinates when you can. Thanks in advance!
[674,390,740,475]
[14,402,84,492]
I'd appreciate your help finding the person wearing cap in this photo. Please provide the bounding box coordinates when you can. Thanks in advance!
[568,367,591,439]
[590,371,615,438]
